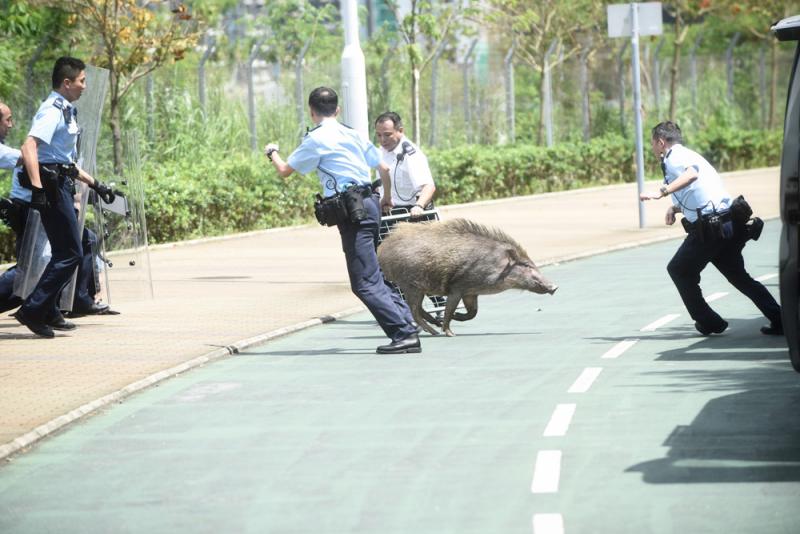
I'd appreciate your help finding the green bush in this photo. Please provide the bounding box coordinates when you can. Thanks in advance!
[0,127,784,263]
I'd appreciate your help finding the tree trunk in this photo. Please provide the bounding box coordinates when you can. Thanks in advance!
[109,69,123,175]
[411,64,421,145]
[769,37,778,130]
[538,69,545,145]
[668,15,682,121]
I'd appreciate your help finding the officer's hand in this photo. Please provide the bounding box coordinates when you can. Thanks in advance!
[92,181,116,204]
[30,186,48,211]
[380,195,393,212]
[410,205,424,219]
[665,207,676,226]
[640,192,657,201]
[264,143,279,160]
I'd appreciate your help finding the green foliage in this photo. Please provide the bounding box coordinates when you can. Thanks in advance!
[254,0,340,67]
[427,128,782,206]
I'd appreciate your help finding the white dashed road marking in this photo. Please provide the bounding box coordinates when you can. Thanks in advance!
[567,367,602,393]
[543,404,577,437]
[704,291,728,303]
[601,339,638,359]
[640,314,681,332]
[532,513,565,534]
[531,450,562,493]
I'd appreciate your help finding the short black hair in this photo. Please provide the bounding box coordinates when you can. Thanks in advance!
[52,56,86,90]
[652,121,683,144]
[375,111,403,129]
[308,87,338,117]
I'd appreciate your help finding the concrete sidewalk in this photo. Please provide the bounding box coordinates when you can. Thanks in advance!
[0,168,781,460]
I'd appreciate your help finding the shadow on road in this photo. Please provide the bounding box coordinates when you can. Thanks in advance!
[627,317,800,484]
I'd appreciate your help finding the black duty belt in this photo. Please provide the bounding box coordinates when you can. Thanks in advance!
[41,163,78,179]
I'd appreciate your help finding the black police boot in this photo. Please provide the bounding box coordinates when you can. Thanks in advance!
[48,313,77,331]
[13,310,54,338]
[695,320,728,336]
[746,217,764,241]
[760,321,784,336]
[376,333,422,354]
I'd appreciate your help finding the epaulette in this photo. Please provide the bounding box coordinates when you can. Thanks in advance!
[340,122,353,130]
[305,124,322,137]
[52,98,64,110]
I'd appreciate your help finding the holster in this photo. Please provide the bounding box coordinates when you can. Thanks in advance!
[314,193,348,227]
[730,195,753,226]
[313,185,371,227]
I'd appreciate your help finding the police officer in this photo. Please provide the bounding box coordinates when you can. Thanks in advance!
[374,111,436,218]
[640,121,782,336]
[0,101,24,312]
[264,87,421,354]
[13,56,115,338]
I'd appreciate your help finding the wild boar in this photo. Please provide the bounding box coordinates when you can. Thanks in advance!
[378,218,557,336]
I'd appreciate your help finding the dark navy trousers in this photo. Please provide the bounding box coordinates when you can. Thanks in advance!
[20,178,81,322]
[338,193,416,342]
[667,227,781,329]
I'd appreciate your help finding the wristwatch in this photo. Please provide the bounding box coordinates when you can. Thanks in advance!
[659,185,670,196]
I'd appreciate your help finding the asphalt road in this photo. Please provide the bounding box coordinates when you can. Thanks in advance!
[0,221,798,534]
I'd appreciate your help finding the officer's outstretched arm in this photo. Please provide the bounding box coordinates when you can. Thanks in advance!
[75,165,94,186]
[264,143,294,178]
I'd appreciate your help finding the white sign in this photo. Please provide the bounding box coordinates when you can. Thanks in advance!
[607,2,663,38]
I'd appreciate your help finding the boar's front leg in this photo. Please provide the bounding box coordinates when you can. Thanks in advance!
[451,295,478,322]
[403,286,440,336]
[441,294,464,337]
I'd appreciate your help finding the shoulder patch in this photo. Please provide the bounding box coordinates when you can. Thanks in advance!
[52,98,64,110]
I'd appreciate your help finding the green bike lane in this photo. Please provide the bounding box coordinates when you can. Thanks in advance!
[0,221,797,533]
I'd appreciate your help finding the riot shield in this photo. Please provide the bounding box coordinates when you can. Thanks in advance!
[58,65,110,311]
[93,130,153,305]
[12,209,50,299]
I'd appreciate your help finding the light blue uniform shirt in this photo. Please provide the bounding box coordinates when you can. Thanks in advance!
[29,91,79,164]
[287,117,381,198]
[0,141,20,170]
[663,144,730,223]
[10,168,31,202]
[0,142,29,202]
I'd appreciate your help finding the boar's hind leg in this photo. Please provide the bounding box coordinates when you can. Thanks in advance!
[452,295,478,322]
[404,287,439,336]
[441,295,464,337]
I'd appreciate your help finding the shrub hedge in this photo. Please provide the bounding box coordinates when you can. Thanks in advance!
[0,127,784,263]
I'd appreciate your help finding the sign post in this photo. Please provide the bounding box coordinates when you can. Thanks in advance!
[608,2,662,228]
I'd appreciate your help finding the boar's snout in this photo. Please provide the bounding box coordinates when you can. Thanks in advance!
[546,284,558,295]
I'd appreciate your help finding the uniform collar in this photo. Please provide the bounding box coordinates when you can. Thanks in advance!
[319,117,337,127]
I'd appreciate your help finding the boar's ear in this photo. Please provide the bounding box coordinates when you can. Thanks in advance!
[506,248,534,268]
[506,248,528,265]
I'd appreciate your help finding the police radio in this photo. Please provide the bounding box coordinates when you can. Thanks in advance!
[396,141,416,163]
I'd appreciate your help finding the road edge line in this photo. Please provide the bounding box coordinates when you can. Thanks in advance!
[0,305,366,463]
